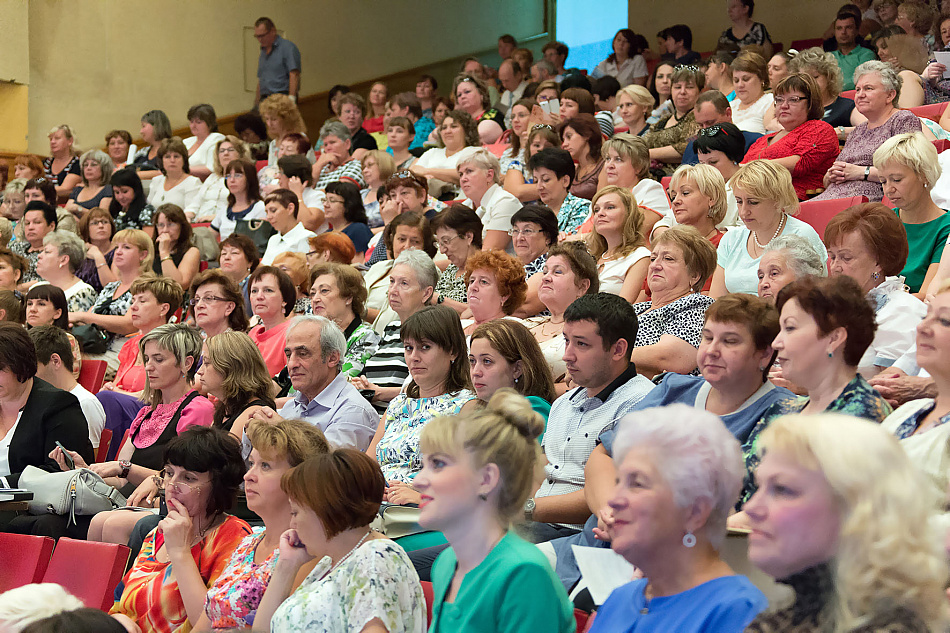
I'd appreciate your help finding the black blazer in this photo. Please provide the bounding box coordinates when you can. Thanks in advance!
[4,377,93,487]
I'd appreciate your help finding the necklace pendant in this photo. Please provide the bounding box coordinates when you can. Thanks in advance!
[640,607,649,615]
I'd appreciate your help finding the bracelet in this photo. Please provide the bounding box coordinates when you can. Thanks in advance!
[96,262,106,268]
[161,256,173,262]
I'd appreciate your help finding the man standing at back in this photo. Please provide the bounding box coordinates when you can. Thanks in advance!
[254,17,301,107]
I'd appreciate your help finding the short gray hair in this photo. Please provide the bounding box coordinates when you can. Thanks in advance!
[854,60,902,107]
[613,404,744,549]
[78,149,114,187]
[43,230,87,273]
[532,59,556,76]
[0,583,84,632]
[287,315,347,361]
[764,235,827,278]
[393,248,439,295]
[5,178,26,196]
[457,148,502,184]
[319,120,351,143]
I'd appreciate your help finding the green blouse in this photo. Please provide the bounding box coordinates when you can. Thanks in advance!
[430,531,574,633]
[898,209,950,293]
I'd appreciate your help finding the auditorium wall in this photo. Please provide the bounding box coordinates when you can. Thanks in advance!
[628,0,839,57]
[20,0,546,154]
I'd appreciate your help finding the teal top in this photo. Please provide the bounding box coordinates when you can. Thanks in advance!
[430,531,575,633]
[526,395,552,443]
[831,46,876,91]
[898,209,950,293]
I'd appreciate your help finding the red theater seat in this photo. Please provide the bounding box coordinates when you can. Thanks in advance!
[798,195,869,238]
[0,533,55,592]
[42,538,131,610]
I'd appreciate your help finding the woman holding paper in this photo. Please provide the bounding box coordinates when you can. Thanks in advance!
[587,405,768,632]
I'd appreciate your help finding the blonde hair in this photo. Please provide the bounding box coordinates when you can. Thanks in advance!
[245,418,330,466]
[0,583,84,632]
[362,150,396,182]
[458,148,502,184]
[601,133,650,180]
[139,324,203,407]
[872,132,942,189]
[729,159,800,216]
[669,163,728,225]
[259,94,307,136]
[420,389,544,521]
[587,185,645,259]
[212,135,249,177]
[112,228,155,272]
[758,413,948,631]
[205,331,275,425]
[789,47,844,98]
[615,84,656,110]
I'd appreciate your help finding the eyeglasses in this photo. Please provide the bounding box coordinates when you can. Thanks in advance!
[189,295,230,306]
[508,227,540,237]
[224,173,245,180]
[218,146,238,154]
[437,234,461,249]
[698,125,729,137]
[152,473,202,495]
[773,96,807,107]
[89,219,111,227]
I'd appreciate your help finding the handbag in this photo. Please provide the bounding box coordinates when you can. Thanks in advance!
[73,292,120,354]
[19,465,127,526]
[371,502,425,539]
[233,218,275,257]
[72,324,110,354]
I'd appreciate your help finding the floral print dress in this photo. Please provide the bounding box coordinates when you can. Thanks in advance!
[203,527,277,630]
[376,389,475,482]
[270,538,427,633]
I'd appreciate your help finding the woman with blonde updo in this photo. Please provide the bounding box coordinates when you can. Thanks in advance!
[415,390,575,632]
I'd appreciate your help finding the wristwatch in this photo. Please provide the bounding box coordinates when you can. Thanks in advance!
[863,166,871,181]
[119,460,132,479]
[523,497,536,521]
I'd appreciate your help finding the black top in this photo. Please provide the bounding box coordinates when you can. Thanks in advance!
[823,96,856,128]
[351,127,379,152]
[3,378,93,487]
[660,50,703,66]
[129,392,201,474]
[152,246,187,276]
[746,563,930,632]
[217,398,275,432]
[43,155,81,186]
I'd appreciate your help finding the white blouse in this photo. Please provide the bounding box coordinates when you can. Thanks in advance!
[147,174,202,210]
[598,246,651,296]
[183,133,226,171]
[732,93,774,135]
[859,277,927,379]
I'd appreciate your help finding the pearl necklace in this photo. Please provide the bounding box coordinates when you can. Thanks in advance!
[321,530,371,580]
[752,213,786,249]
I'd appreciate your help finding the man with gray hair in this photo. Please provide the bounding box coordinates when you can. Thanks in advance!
[531,59,557,83]
[251,315,378,450]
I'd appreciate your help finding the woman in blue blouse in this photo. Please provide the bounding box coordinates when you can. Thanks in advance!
[588,404,767,632]
[414,390,575,633]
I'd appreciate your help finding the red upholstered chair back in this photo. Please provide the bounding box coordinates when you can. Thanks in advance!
[0,533,55,592]
[41,538,131,610]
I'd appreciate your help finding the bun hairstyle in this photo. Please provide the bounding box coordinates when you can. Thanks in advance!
[421,389,544,521]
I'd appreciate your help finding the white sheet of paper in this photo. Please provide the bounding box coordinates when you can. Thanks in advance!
[571,545,638,606]
[935,51,950,78]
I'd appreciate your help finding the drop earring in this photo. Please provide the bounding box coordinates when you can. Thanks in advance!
[683,531,696,548]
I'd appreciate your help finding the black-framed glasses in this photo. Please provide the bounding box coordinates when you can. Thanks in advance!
[698,125,729,137]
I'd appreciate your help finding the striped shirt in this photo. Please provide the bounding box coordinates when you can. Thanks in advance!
[361,322,409,413]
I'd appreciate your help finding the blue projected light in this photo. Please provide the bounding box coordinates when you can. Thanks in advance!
[556,0,627,73]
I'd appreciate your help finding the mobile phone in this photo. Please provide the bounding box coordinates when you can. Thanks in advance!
[543,98,560,116]
[55,441,75,470]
